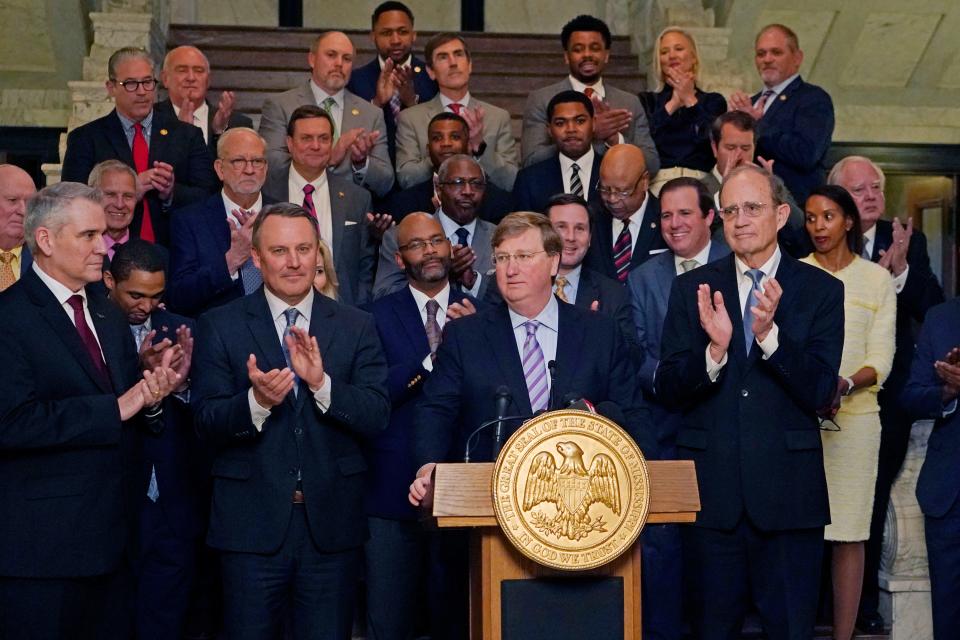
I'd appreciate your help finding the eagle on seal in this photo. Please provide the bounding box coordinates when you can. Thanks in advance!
[522,441,621,540]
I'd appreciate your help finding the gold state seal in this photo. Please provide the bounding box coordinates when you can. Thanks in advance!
[492,409,649,571]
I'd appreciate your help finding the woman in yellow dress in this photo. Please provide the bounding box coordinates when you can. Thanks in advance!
[801,184,896,640]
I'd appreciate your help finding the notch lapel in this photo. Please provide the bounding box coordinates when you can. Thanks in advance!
[395,288,431,356]
[88,289,127,392]
[106,111,135,166]
[552,304,586,407]
[485,307,532,415]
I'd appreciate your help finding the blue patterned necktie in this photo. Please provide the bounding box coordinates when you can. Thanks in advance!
[454,227,470,247]
[742,268,764,354]
[522,321,548,412]
[282,308,300,396]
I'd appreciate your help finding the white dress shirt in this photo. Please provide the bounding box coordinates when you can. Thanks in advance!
[673,241,713,276]
[410,282,452,371]
[611,196,650,256]
[172,100,210,143]
[755,73,799,115]
[288,167,334,259]
[223,191,264,279]
[559,146,595,197]
[440,91,472,111]
[33,263,104,359]
[437,208,482,296]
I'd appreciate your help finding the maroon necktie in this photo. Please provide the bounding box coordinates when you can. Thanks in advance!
[613,223,633,283]
[66,294,110,384]
[302,184,317,220]
[132,122,155,243]
[449,103,463,115]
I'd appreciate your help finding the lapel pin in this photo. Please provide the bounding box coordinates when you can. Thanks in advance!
[779,95,787,101]
[650,222,656,228]
[351,108,360,116]
[159,128,168,135]
[338,191,345,199]
[414,65,422,73]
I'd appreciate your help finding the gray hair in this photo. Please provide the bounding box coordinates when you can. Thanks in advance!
[827,155,886,192]
[87,160,137,189]
[162,45,210,73]
[108,47,154,79]
[216,127,267,158]
[720,164,791,207]
[25,182,102,253]
[436,153,485,182]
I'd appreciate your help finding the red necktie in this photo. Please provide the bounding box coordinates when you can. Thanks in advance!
[302,184,317,220]
[449,103,463,115]
[66,294,111,386]
[583,87,595,99]
[613,223,633,283]
[132,122,155,243]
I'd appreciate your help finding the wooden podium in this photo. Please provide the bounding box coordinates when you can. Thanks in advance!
[422,460,700,640]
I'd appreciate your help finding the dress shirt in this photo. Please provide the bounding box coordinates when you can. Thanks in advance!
[410,282,452,371]
[2,244,22,284]
[172,100,210,143]
[611,196,650,256]
[437,208,482,296]
[559,147,595,196]
[862,224,909,293]
[104,230,130,260]
[288,167,334,258]
[705,247,782,379]
[32,263,104,359]
[507,295,560,396]
[673,241,713,276]
[378,55,412,71]
[309,82,344,133]
[439,91,472,112]
[557,264,582,303]
[755,73,799,115]
[223,190,264,279]
[117,109,154,147]
[248,287,333,430]
[568,75,623,145]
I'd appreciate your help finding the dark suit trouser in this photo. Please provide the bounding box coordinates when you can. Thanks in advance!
[683,517,824,640]
[220,504,361,640]
[860,396,912,618]
[925,498,960,640]
[136,496,197,640]
[364,516,426,640]
[641,524,683,640]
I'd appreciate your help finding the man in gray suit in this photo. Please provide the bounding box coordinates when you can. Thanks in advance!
[521,15,659,174]
[394,33,518,191]
[259,31,394,198]
[627,176,728,640]
[374,154,495,300]
[263,106,376,306]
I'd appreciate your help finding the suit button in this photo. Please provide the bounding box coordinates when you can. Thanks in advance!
[294,427,303,436]
[741,389,749,397]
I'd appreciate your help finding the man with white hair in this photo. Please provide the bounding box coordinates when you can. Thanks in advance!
[0,163,37,290]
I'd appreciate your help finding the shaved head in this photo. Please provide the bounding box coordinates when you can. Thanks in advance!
[598,144,650,221]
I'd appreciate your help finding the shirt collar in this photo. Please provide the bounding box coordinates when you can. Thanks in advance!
[310,80,344,109]
[171,100,209,122]
[559,145,594,169]
[559,264,582,288]
[409,282,451,314]
[264,286,315,326]
[711,165,724,184]
[222,190,263,225]
[568,75,605,99]
[674,241,713,272]
[619,195,650,227]
[289,165,329,191]
[863,224,877,244]
[378,54,412,70]
[734,245,781,283]
[3,244,23,260]
[437,209,477,240]
[508,293,560,330]
[116,109,153,134]
[439,91,472,109]
[104,230,130,256]
[131,316,153,334]
[762,73,799,97]
[32,262,84,302]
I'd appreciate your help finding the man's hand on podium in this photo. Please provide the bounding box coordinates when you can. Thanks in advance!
[408,462,436,506]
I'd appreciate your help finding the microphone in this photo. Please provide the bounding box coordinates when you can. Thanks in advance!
[547,360,558,411]
[491,386,512,460]
[463,413,532,462]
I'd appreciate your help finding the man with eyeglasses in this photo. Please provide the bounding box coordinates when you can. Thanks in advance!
[62,47,218,246]
[657,164,843,639]
[166,127,277,316]
[584,143,666,283]
[374,154,495,299]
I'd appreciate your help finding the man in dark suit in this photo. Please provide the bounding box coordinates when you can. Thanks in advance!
[61,47,218,246]
[829,154,945,632]
[156,45,254,159]
[363,212,475,640]
[627,177,729,640]
[192,203,389,639]
[514,90,603,213]
[381,112,514,223]
[0,163,37,291]
[584,143,666,282]
[262,106,377,306]
[0,182,180,639]
[657,165,843,639]
[346,1,438,163]
[901,298,960,639]
[521,14,659,173]
[168,127,275,316]
[728,24,834,205]
[103,240,203,640]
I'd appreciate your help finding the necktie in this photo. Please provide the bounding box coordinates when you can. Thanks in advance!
[742,269,764,354]
[680,259,699,273]
[522,321,548,413]
[583,87,595,100]
[321,96,338,140]
[0,251,16,291]
[862,236,872,260]
[570,163,583,197]
[389,92,402,121]
[302,184,317,220]
[281,308,300,396]
[454,227,470,247]
[132,122,156,243]
[613,222,633,283]
[132,323,149,350]
[66,294,110,385]
[240,258,262,294]
[756,89,775,115]
[131,323,161,502]
[449,102,463,115]
[554,276,569,303]
[425,299,441,359]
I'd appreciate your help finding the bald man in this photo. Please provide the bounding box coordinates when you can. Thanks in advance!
[156,45,254,157]
[258,30,394,198]
[584,143,666,283]
[0,164,37,291]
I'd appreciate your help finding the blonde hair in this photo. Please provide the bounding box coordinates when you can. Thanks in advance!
[652,27,701,91]
[315,239,339,300]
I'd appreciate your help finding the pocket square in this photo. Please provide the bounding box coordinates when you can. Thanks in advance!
[344,220,358,226]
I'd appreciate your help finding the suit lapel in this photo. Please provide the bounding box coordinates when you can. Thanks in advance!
[209,195,232,255]
[655,253,676,304]
[148,110,171,165]
[328,180,347,261]
[106,111,134,165]
[394,287,431,356]
[713,255,748,371]
[872,222,891,261]
[245,292,287,375]
[88,289,128,392]
[298,293,337,412]
[573,269,599,309]
[553,303,585,405]
[760,76,802,120]
[485,307,532,415]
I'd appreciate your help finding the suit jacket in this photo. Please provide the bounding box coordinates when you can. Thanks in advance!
[61,108,218,246]
[641,87,726,172]
[346,55,438,162]
[193,290,389,554]
[413,301,652,465]
[584,195,666,280]
[521,78,660,175]
[19,243,32,277]
[871,219,944,397]
[901,298,960,518]
[380,175,515,224]
[262,170,377,307]
[363,286,474,520]
[167,192,277,317]
[373,211,496,300]
[0,270,145,577]
[258,81,394,197]
[155,97,254,160]
[394,94,519,190]
[752,76,834,204]
[656,251,843,531]
[512,152,603,213]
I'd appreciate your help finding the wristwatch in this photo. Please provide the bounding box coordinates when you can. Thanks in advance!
[843,377,855,396]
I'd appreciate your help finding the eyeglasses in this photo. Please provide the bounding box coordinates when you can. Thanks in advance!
[596,174,647,200]
[718,201,769,220]
[438,178,486,190]
[111,78,158,92]
[493,251,546,266]
[398,236,448,252]
[222,157,267,170]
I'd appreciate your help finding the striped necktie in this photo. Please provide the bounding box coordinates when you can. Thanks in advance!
[742,269,764,354]
[613,222,633,283]
[554,276,569,303]
[522,321,548,413]
[570,163,583,197]
[321,96,338,140]
[425,299,441,360]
